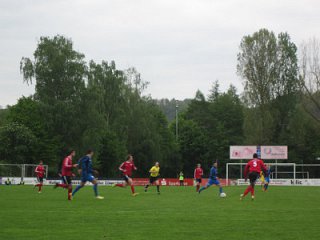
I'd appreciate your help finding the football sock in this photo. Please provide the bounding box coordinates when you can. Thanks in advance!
[157,185,160,192]
[93,184,98,196]
[251,186,255,196]
[219,187,223,194]
[145,184,149,189]
[115,183,124,187]
[72,185,83,196]
[131,185,135,194]
[196,185,199,192]
[243,185,251,196]
[38,184,42,192]
[68,188,72,200]
[264,184,268,190]
[199,186,205,193]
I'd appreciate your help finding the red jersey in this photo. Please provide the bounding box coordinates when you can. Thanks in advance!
[35,165,45,178]
[194,167,203,179]
[61,155,73,176]
[244,158,266,178]
[119,161,137,177]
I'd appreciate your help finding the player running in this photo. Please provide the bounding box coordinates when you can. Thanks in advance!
[54,150,77,200]
[113,154,139,196]
[72,150,104,199]
[34,160,45,193]
[198,162,224,196]
[144,162,160,194]
[240,153,267,200]
[263,164,272,191]
[194,163,203,192]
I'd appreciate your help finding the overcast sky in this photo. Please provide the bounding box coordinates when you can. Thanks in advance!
[0,0,319,107]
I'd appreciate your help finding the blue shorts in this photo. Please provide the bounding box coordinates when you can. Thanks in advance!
[81,174,95,183]
[265,177,270,183]
[206,179,220,187]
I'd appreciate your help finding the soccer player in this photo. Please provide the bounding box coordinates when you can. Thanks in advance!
[260,170,265,184]
[240,153,267,200]
[113,154,139,196]
[54,150,77,200]
[194,163,203,192]
[259,170,265,189]
[263,164,272,191]
[198,162,224,195]
[34,160,45,193]
[179,171,184,186]
[72,150,104,199]
[144,162,160,194]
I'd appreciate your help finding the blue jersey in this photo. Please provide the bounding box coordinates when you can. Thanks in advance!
[264,167,272,183]
[78,155,93,176]
[266,168,271,177]
[209,167,218,180]
[265,167,273,177]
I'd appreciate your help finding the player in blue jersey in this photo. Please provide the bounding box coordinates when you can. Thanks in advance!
[198,162,224,195]
[263,164,272,191]
[72,150,104,199]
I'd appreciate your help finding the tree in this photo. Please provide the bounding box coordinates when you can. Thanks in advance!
[154,98,191,122]
[6,97,60,166]
[0,108,9,127]
[20,35,88,159]
[299,37,320,121]
[176,115,208,177]
[20,35,86,104]
[178,84,244,176]
[0,123,38,164]
[87,60,127,132]
[237,29,300,143]
[97,130,127,177]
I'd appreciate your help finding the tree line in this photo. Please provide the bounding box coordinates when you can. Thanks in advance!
[1,29,320,178]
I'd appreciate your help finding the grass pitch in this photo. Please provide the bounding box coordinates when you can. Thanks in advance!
[0,185,319,240]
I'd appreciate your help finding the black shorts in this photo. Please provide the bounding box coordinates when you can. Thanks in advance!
[248,171,260,184]
[195,178,202,184]
[149,176,158,184]
[62,176,72,185]
[123,175,131,183]
[37,177,44,183]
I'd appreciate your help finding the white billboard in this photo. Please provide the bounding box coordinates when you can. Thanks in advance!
[261,146,288,159]
[237,178,320,186]
[230,146,257,159]
[230,145,288,159]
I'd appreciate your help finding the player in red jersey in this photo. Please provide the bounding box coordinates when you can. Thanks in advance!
[54,150,77,200]
[194,163,203,192]
[34,160,45,193]
[113,154,139,196]
[240,153,267,200]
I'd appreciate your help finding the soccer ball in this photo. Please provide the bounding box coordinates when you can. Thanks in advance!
[220,192,227,198]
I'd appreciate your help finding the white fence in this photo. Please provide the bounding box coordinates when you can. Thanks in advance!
[226,163,320,186]
[0,177,122,186]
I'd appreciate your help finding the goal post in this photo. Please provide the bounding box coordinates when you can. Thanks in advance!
[0,164,49,184]
[226,162,296,186]
[0,163,23,179]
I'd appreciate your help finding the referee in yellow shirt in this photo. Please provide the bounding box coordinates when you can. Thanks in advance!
[144,162,160,194]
